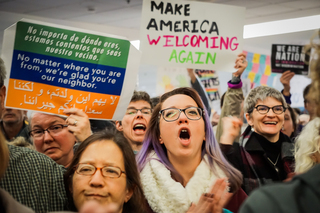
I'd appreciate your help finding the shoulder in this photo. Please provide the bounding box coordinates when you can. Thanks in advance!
[1,145,67,212]
[279,132,295,158]
[7,144,65,175]
[240,165,320,213]
[9,144,51,161]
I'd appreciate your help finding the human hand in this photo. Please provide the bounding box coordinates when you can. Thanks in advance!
[187,178,232,213]
[187,194,215,213]
[233,53,248,77]
[187,68,196,83]
[64,108,92,142]
[209,178,233,213]
[211,112,220,127]
[220,116,243,145]
[280,70,295,96]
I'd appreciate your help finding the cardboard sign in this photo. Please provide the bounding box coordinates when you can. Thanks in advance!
[140,0,245,71]
[1,19,140,120]
[195,69,220,102]
[271,44,309,75]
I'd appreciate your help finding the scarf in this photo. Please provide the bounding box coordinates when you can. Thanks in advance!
[239,126,295,194]
[140,152,226,213]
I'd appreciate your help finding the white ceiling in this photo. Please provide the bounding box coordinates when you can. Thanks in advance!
[0,0,320,53]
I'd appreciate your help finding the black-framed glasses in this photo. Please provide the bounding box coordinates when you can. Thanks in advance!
[29,124,68,138]
[159,107,204,122]
[253,105,286,115]
[75,163,126,178]
[125,108,152,116]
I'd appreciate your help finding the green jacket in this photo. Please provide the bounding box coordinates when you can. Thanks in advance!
[216,81,244,143]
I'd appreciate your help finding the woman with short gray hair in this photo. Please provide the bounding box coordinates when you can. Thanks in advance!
[244,86,287,114]
[220,86,295,195]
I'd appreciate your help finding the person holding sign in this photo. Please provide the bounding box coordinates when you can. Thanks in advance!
[29,108,92,168]
[137,87,247,213]
[215,53,247,144]
[0,57,67,212]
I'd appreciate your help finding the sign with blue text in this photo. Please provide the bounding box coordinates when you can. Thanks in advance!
[1,19,140,120]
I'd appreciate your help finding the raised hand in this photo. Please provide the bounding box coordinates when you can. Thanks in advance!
[233,53,248,77]
[220,116,243,145]
[64,108,92,142]
[280,70,295,96]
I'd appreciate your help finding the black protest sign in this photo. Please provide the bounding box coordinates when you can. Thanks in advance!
[271,44,309,75]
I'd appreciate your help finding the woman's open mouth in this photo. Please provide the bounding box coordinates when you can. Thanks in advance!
[179,128,191,146]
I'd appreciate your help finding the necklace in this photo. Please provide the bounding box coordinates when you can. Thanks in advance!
[267,154,280,173]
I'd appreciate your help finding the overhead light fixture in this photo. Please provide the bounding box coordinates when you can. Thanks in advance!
[244,15,320,39]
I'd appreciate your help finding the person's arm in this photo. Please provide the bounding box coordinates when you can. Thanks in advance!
[215,53,247,143]
[188,68,212,116]
[218,116,245,173]
[280,70,295,105]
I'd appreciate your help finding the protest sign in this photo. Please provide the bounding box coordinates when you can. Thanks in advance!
[195,69,220,102]
[140,0,245,71]
[1,19,140,120]
[271,44,309,75]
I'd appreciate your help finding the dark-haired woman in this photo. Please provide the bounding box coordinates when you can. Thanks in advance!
[64,130,145,213]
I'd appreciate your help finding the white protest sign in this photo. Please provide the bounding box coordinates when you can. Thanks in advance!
[140,0,245,71]
[1,19,140,120]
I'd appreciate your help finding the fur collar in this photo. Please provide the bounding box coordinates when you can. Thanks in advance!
[140,152,226,213]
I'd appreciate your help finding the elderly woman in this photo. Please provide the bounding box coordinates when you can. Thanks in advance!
[220,86,295,195]
[137,87,247,213]
[294,117,320,173]
[29,108,92,168]
[64,129,145,213]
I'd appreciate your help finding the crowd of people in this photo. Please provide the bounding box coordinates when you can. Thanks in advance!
[0,30,319,213]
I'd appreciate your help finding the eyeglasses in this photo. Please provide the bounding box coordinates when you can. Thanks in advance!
[253,105,286,115]
[75,163,126,178]
[125,108,152,116]
[159,107,203,122]
[29,124,68,138]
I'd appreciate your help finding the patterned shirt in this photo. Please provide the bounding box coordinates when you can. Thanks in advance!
[0,145,67,213]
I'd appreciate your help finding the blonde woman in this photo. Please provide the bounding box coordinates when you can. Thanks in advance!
[294,117,320,173]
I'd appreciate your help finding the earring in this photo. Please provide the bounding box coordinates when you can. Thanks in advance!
[281,126,284,131]
[251,126,254,132]
[159,137,163,144]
